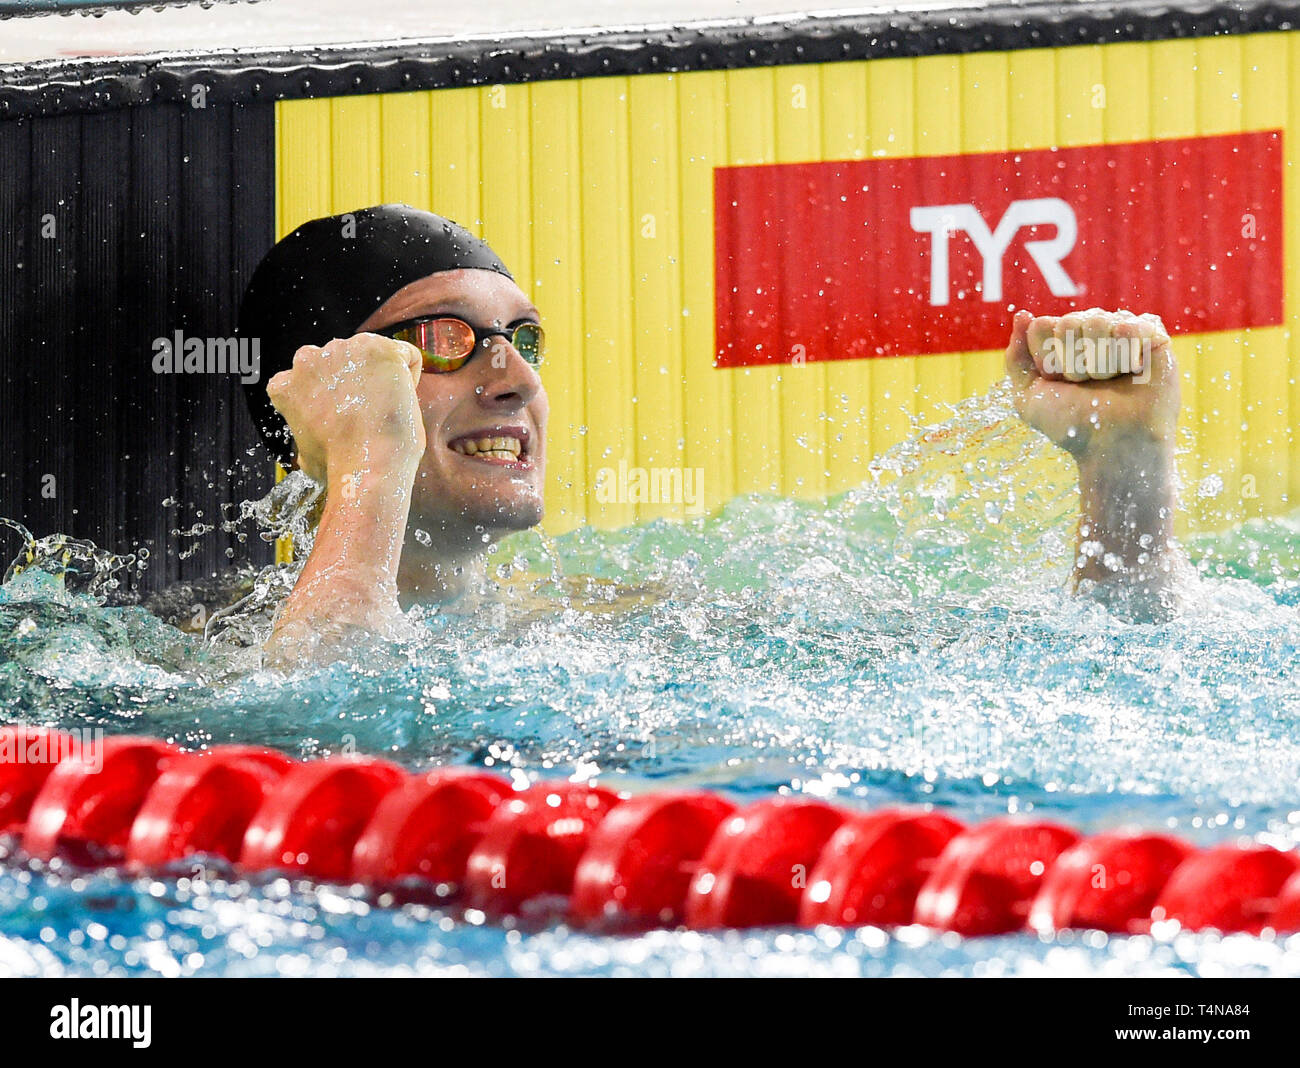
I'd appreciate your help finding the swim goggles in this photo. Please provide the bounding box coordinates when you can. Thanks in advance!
[377,316,545,373]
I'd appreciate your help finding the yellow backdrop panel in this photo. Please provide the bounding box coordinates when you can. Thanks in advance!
[274,32,1300,536]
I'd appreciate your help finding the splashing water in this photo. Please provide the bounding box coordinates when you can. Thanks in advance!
[1,517,149,603]
[198,470,325,649]
[3,386,1300,976]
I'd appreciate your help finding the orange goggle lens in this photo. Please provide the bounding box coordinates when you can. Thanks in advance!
[387,318,545,373]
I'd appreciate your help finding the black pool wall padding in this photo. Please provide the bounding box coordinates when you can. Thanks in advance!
[0,101,276,593]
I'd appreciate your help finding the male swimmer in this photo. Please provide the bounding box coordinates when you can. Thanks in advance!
[237,204,1183,662]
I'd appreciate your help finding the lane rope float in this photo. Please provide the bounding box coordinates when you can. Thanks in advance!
[2,727,1299,936]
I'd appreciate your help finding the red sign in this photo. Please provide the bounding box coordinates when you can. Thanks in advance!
[713,131,1283,366]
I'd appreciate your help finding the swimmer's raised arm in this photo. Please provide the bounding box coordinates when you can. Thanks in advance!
[261,333,426,662]
[1005,308,1188,619]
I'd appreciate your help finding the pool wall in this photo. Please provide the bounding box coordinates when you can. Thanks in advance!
[0,97,275,590]
[1,1,1297,590]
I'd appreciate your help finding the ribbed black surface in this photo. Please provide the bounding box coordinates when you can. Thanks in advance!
[0,1,1297,119]
[0,102,276,593]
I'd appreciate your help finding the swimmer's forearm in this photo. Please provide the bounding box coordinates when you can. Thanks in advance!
[267,452,418,652]
[1072,433,1185,606]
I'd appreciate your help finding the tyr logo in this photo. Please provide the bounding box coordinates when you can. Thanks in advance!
[909,197,1080,306]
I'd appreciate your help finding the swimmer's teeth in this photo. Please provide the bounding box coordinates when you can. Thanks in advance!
[451,435,522,460]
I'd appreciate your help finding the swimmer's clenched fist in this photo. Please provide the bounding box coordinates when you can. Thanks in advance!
[1005,308,1180,460]
[1004,307,1187,618]
[266,333,427,484]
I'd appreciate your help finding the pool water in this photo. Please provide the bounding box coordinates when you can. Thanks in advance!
[3,384,1300,977]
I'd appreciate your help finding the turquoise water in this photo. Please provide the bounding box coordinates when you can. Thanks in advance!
[3,385,1300,977]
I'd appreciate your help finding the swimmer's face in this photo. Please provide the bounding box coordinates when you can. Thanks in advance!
[357,269,547,538]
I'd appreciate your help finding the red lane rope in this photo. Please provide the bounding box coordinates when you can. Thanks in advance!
[2,727,1298,936]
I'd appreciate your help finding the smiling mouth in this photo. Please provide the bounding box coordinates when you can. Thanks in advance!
[447,430,531,466]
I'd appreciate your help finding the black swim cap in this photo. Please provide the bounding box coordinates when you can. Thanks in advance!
[237,204,514,467]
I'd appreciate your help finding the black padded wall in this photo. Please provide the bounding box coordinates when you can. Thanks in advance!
[0,101,276,594]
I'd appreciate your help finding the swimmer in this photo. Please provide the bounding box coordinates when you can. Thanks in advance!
[238,206,546,661]
[238,205,1185,661]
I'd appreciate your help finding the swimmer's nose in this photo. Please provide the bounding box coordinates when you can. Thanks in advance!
[476,338,541,410]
